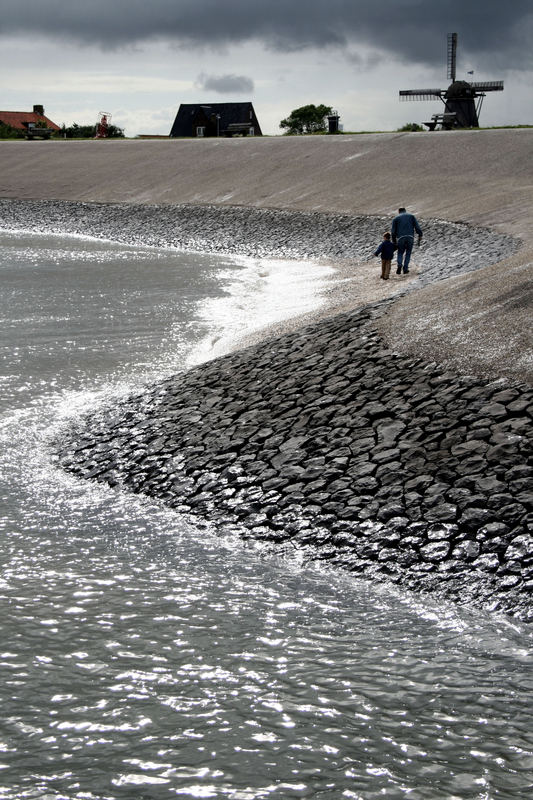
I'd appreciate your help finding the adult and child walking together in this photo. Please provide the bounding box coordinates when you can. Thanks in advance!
[374,207,423,280]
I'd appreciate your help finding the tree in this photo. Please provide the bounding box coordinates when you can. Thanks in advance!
[280,104,333,135]
[397,122,424,132]
[62,122,125,138]
[102,123,125,138]
[0,122,23,139]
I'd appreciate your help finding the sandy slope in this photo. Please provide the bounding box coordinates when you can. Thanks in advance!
[1,129,532,381]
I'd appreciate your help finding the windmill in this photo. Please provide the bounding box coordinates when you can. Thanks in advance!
[399,33,504,129]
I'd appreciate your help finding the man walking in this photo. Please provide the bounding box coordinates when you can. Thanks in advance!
[391,207,422,274]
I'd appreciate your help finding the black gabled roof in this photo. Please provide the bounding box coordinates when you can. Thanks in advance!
[170,102,262,137]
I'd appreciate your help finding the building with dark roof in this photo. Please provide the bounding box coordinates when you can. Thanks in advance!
[170,102,262,138]
[0,104,61,138]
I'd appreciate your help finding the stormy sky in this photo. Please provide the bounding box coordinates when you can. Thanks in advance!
[1,0,531,135]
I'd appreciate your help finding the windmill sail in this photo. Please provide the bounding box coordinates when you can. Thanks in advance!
[447,32,458,82]
[470,81,504,92]
[399,89,445,101]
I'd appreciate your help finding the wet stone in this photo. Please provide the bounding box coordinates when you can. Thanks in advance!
[507,399,532,414]
[474,476,508,494]
[500,574,522,590]
[420,541,451,562]
[376,503,405,522]
[505,535,533,561]
[378,548,399,562]
[473,554,501,572]
[459,507,494,530]
[480,402,508,419]
[453,540,481,560]
[486,443,520,463]
[427,523,459,541]
[479,522,511,539]
[372,447,400,464]
[384,516,410,532]
[424,504,457,522]
[497,503,527,524]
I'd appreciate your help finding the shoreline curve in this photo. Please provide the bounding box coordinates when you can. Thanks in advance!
[1,131,531,619]
[14,199,525,622]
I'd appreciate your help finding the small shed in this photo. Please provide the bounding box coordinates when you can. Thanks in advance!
[0,104,61,138]
[170,102,262,138]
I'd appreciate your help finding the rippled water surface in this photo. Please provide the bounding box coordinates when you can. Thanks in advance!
[1,232,532,800]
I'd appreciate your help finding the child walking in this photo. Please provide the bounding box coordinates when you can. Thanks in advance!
[374,232,397,280]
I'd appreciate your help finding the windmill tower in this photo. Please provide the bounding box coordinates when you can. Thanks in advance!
[399,33,504,129]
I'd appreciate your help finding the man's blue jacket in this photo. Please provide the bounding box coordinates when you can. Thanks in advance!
[391,211,422,242]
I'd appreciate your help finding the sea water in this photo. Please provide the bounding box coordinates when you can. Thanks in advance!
[0,231,532,800]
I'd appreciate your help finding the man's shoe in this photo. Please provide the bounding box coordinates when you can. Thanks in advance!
[403,269,409,274]
[396,267,402,274]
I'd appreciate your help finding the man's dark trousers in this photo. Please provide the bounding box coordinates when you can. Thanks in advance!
[396,237,414,273]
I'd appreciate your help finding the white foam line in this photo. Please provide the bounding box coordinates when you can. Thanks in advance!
[186,255,335,365]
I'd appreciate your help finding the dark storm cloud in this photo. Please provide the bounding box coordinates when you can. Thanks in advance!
[196,73,255,94]
[1,0,532,70]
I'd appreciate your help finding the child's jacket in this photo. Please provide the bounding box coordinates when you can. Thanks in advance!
[374,240,397,259]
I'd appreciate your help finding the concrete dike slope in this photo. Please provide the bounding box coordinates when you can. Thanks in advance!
[0,129,531,235]
[1,130,532,618]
